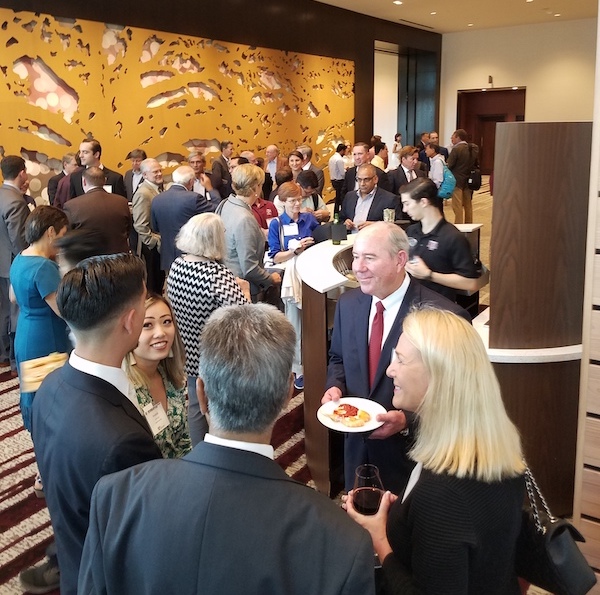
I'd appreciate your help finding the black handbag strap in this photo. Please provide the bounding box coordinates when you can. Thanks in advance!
[524,466,555,533]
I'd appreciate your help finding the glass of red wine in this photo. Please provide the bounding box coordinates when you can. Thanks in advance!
[353,464,384,515]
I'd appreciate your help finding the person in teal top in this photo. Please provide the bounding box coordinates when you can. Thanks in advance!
[10,206,70,431]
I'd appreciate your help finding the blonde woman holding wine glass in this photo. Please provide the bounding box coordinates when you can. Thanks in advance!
[344,308,525,595]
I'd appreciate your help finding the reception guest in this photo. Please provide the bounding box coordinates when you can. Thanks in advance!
[345,308,525,594]
[125,294,192,458]
[167,213,248,445]
[322,222,469,494]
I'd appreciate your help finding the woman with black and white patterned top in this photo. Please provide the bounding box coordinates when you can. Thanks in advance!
[167,213,248,445]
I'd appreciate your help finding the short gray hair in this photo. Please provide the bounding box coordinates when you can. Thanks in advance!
[199,304,295,433]
[357,222,409,257]
[175,213,225,260]
[172,165,195,186]
[296,144,312,160]
[140,158,160,174]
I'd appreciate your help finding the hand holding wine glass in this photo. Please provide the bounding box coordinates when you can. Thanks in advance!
[353,464,384,515]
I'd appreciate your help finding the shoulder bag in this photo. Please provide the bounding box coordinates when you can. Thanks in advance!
[515,466,596,595]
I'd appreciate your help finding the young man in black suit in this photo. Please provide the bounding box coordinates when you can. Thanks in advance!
[31,254,162,595]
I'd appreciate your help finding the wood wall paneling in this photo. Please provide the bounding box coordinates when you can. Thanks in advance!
[580,519,600,571]
[494,360,580,516]
[490,122,591,349]
[594,256,600,306]
[584,417,600,469]
[588,364,600,416]
[591,311,600,361]
[582,468,600,519]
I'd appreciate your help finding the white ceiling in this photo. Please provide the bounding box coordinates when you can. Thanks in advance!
[315,0,597,34]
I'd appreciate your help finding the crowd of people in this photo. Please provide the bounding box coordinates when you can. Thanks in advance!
[0,130,526,595]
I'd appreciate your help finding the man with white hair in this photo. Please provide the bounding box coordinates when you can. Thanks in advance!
[151,165,215,272]
[132,158,164,292]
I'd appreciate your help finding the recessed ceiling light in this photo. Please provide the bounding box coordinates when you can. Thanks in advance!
[393,1,402,5]
[512,86,518,90]
[481,88,486,92]
[526,0,533,3]
[430,11,437,15]
[468,23,474,27]
[554,13,561,16]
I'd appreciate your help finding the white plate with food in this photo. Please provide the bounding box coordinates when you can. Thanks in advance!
[317,397,386,433]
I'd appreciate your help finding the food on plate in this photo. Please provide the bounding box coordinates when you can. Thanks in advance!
[326,403,371,428]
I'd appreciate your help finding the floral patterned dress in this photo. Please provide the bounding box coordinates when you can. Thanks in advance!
[134,370,192,459]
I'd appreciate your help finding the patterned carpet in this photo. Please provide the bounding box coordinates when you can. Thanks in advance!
[0,367,310,593]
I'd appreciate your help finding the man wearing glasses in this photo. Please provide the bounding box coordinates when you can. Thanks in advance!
[339,163,400,232]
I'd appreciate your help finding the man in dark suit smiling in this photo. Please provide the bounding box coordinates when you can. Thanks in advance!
[339,163,400,231]
[322,222,470,495]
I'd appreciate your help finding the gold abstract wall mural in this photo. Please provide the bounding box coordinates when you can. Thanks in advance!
[0,9,354,201]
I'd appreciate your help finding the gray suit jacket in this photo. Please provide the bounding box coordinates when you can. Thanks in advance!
[217,195,272,294]
[0,183,29,277]
[132,180,161,253]
[79,442,376,595]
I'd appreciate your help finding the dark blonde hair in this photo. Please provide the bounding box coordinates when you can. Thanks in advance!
[125,294,186,390]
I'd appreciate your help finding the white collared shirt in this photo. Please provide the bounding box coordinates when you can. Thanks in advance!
[132,170,143,192]
[69,351,141,413]
[367,273,411,353]
[353,186,377,228]
[204,433,274,459]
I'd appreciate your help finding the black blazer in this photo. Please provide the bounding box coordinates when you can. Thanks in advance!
[69,167,127,200]
[47,171,65,205]
[339,186,401,223]
[79,442,376,595]
[32,363,162,595]
[326,279,470,494]
[389,167,426,196]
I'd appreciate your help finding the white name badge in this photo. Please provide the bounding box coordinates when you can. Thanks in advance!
[143,402,170,437]
[282,223,299,236]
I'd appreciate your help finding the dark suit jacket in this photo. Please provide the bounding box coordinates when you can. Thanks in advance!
[151,184,216,271]
[32,363,162,595]
[342,164,391,197]
[124,168,144,202]
[0,183,29,277]
[389,166,426,196]
[326,279,470,494]
[47,171,65,205]
[210,154,233,199]
[447,142,479,189]
[64,187,132,254]
[340,186,401,223]
[69,166,127,200]
[307,162,325,196]
[79,442,375,595]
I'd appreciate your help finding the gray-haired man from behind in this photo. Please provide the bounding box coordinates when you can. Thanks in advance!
[79,304,376,595]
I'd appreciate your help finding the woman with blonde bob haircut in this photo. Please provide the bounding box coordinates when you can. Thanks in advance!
[345,307,526,595]
[217,163,281,301]
[167,213,248,446]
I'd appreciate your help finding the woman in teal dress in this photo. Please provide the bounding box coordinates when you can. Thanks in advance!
[124,294,191,458]
[10,206,70,431]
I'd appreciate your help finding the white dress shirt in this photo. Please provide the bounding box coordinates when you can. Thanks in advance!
[204,433,274,459]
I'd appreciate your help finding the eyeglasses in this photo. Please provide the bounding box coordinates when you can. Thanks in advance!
[356,176,375,183]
